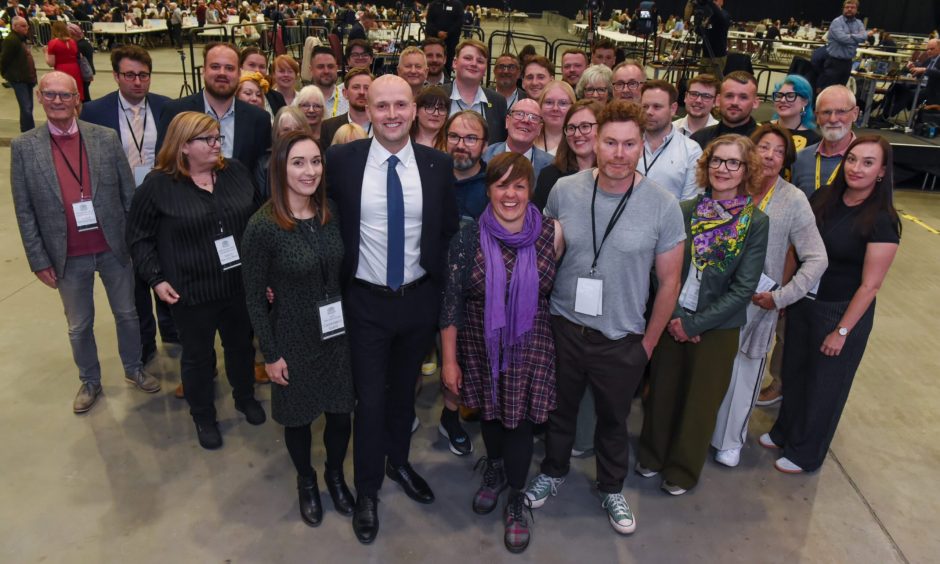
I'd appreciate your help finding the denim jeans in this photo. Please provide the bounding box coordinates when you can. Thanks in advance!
[11,82,35,132]
[56,251,142,384]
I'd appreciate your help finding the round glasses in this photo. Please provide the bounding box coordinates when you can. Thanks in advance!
[564,122,597,136]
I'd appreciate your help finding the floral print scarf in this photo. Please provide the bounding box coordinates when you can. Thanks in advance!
[690,194,754,273]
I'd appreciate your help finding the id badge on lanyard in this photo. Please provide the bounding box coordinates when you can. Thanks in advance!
[72,197,99,232]
[214,232,241,270]
[575,275,604,316]
[317,296,345,340]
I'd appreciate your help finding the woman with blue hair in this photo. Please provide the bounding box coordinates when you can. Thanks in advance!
[771,75,821,152]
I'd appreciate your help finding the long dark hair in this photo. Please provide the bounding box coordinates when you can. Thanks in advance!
[553,99,604,174]
[811,135,901,238]
[269,130,330,230]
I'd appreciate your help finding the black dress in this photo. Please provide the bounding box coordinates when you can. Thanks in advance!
[241,201,354,427]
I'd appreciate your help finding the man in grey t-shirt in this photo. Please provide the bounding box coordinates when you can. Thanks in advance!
[524,101,685,535]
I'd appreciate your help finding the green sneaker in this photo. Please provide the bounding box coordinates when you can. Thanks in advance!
[524,473,564,509]
[602,493,636,535]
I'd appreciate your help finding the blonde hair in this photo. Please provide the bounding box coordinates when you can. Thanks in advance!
[332,123,368,145]
[695,134,763,196]
[154,112,226,179]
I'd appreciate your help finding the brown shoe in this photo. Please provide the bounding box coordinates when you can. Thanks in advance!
[254,362,270,384]
[460,405,480,422]
[756,381,783,406]
[73,382,102,413]
[175,382,185,399]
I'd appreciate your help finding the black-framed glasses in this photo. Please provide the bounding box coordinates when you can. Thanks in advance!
[446,132,481,147]
[584,86,609,96]
[190,135,225,147]
[612,79,644,91]
[421,104,448,116]
[39,90,77,101]
[564,122,597,136]
[117,71,151,81]
[509,110,543,123]
[708,157,744,171]
[772,91,799,102]
[686,90,715,101]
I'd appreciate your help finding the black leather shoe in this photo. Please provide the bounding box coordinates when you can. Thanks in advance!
[352,494,379,544]
[385,462,435,504]
[235,398,266,425]
[297,474,323,527]
[324,468,355,516]
[195,420,222,450]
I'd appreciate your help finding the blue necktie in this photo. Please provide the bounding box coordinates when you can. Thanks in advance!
[386,155,404,290]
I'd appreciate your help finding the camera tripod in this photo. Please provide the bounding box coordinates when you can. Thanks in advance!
[178,50,194,98]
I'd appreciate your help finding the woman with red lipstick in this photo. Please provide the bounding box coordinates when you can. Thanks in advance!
[439,152,564,553]
[637,134,769,496]
[765,135,900,474]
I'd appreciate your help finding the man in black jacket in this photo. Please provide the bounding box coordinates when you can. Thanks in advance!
[690,71,759,149]
[0,16,35,131]
[425,0,464,76]
[693,0,730,79]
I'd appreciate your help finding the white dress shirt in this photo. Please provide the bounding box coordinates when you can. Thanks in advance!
[640,125,703,201]
[449,85,490,119]
[356,140,426,286]
[673,113,718,137]
[117,92,157,169]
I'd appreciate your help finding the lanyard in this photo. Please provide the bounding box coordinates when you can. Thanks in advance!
[590,172,636,272]
[455,97,486,119]
[330,89,340,117]
[300,218,332,299]
[757,181,776,212]
[118,96,149,165]
[815,153,841,190]
[642,136,673,176]
[50,132,87,199]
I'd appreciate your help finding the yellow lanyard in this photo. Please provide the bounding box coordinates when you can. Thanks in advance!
[330,89,340,118]
[815,153,841,191]
[758,182,776,212]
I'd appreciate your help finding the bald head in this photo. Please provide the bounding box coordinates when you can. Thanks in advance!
[366,74,415,151]
[511,98,541,115]
[367,74,412,105]
[926,39,940,58]
[39,71,78,92]
[12,16,28,36]
[506,98,542,150]
[816,84,856,109]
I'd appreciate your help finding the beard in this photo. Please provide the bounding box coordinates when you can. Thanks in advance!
[821,123,849,142]
[453,154,478,171]
[205,79,236,99]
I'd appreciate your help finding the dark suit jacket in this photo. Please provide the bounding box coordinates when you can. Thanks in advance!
[11,121,136,277]
[924,57,940,106]
[347,22,367,41]
[325,138,458,287]
[320,112,349,147]
[443,83,507,144]
[79,90,171,144]
[154,91,272,172]
[266,89,286,115]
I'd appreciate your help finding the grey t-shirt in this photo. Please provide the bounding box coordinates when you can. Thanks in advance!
[545,169,686,339]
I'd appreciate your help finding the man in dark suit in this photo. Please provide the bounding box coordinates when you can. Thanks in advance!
[908,38,940,106]
[81,44,177,366]
[156,42,271,173]
[11,71,161,414]
[444,39,507,144]
[319,66,372,147]
[326,74,458,544]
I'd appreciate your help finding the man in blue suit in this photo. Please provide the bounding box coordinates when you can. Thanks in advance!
[482,98,553,178]
[80,44,177,365]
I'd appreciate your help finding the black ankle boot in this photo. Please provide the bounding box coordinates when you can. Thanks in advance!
[324,467,355,516]
[297,474,323,527]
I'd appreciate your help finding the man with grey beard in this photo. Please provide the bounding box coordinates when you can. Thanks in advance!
[791,85,859,197]
[444,110,489,225]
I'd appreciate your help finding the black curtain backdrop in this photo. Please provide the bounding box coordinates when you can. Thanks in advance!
[476,0,939,35]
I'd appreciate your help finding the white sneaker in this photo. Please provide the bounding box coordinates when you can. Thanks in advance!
[601,493,637,534]
[524,473,565,509]
[774,456,804,474]
[661,480,687,496]
[634,461,659,478]
[758,433,780,449]
[715,448,741,467]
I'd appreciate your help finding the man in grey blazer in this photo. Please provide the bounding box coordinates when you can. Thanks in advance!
[11,71,160,414]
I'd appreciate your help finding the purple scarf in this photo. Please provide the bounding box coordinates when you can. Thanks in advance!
[478,203,542,407]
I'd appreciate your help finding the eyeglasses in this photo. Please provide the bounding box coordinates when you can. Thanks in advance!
[584,86,609,96]
[708,157,744,171]
[772,91,800,103]
[117,71,151,81]
[686,90,715,101]
[190,135,225,147]
[39,90,77,101]
[542,99,572,110]
[421,105,447,115]
[757,143,786,158]
[496,64,519,72]
[612,80,644,91]
[299,103,325,112]
[446,132,481,147]
[509,110,543,123]
[564,122,597,136]
[817,107,855,119]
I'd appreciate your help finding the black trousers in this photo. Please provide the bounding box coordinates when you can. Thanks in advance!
[541,316,648,493]
[345,280,439,496]
[135,275,178,357]
[817,56,854,92]
[171,295,256,423]
[770,298,875,471]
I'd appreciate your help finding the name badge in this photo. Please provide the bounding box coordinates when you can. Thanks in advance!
[72,199,99,232]
[133,166,151,188]
[575,277,603,316]
[214,234,241,270]
[445,5,453,10]
[317,296,345,340]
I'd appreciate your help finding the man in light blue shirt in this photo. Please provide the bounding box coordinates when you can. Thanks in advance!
[639,80,703,201]
[818,0,871,91]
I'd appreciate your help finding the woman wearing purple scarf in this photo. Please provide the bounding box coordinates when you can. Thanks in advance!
[439,152,564,554]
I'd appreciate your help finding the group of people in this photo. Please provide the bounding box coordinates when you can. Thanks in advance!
[9,17,904,554]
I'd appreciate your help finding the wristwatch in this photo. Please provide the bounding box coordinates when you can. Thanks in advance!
[837,326,849,337]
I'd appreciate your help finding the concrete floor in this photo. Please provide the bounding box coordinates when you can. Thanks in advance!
[1,17,938,564]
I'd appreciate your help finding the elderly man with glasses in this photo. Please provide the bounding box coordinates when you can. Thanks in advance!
[611,60,647,103]
[11,71,160,414]
[790,85,860,197]
[493,52,526,108]
[481,98,554,177]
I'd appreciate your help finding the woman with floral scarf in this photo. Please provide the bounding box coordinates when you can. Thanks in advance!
[636,134,770,496]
